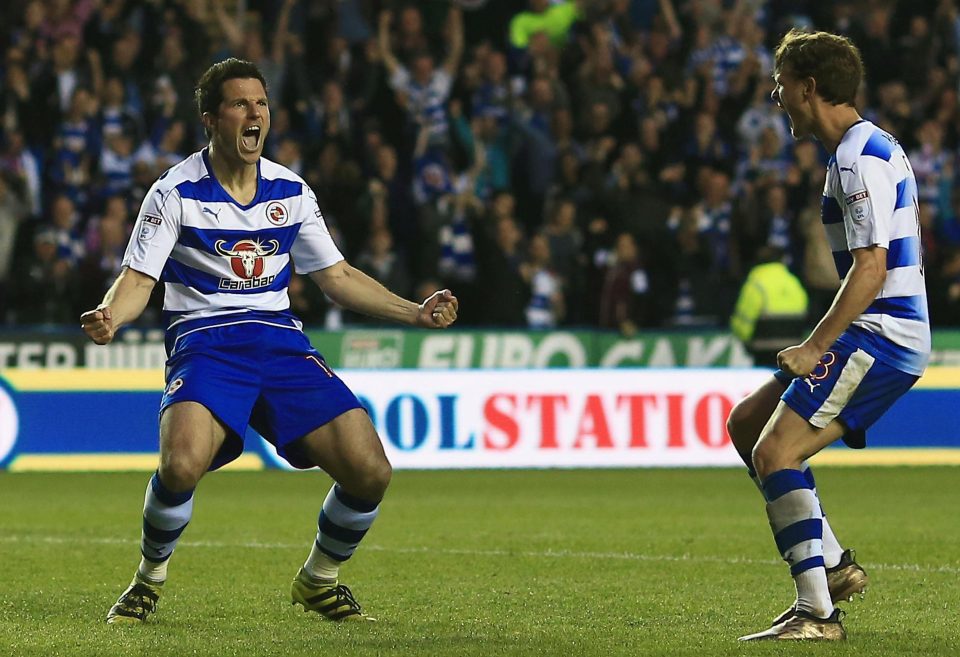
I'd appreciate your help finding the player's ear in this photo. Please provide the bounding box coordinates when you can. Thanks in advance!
[803,76,816,101]
[201,112,216,135]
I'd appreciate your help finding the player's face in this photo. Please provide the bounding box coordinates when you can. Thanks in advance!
[771,69,811,139]
[208,77,270,166]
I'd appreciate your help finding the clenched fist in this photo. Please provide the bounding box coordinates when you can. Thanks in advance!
[80,306,115,345]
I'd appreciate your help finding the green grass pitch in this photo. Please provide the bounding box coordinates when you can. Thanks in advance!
[1,467,958,656]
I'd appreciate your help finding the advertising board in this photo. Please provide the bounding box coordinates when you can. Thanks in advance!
[2,368,957,471]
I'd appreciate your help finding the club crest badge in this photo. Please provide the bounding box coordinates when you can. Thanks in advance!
[266,201,288,226]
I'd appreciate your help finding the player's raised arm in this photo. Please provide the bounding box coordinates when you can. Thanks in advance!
[308,261,458,328]
[80,267,157,345]
[777,244,886,377]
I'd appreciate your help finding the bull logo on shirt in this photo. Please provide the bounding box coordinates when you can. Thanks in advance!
[214,238,280,279]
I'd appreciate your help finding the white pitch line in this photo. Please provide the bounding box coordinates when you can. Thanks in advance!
[1,534,958,575]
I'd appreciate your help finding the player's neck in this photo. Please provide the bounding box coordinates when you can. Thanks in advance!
[813,105,863,154]
[207,144,259,204]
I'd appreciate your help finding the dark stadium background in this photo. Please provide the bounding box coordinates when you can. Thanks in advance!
[2,0,960,333]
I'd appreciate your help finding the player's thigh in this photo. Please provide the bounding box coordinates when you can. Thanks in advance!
[752,401,845,478]
[159,401,230,488]
[296,408,392,499]
[727,374,788,456]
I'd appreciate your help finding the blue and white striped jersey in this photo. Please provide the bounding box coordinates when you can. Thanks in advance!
[122,149,343,330]
[821,120,930,375]
[388,67,453,136]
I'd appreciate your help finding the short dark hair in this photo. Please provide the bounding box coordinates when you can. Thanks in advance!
[194,58,267,136]
[774,29,863,106]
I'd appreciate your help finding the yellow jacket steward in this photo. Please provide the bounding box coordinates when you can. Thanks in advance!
[730,262,808,344]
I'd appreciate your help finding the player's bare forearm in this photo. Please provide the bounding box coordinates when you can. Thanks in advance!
[311,261,418,324]
[806,246,886,353]
[309,261,458,328]
[80,267,156,344]
[778,245,885,376]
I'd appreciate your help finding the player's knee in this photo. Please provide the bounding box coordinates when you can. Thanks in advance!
[751,436,790,481]
[726,401,756,453]
[726,404,745,443]
[348,457,392,502]
[158,453,205,492]
[367,458,392,499]
[750,443,771,480]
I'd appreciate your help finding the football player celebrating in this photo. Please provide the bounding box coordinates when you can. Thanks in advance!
[727,30,929,641]
[81,58,458,624]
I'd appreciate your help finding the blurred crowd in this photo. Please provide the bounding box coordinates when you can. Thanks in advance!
[3,0,960,333]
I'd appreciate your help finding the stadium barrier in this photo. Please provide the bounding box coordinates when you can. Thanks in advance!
[5,328,960,369]
[1,367,958,471]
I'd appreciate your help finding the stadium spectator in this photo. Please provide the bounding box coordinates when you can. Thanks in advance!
[0,130,42,217]
[99,131,136,199]
[354,226,413,306]
[450,102,510,199]
[909,119,950,214]
[509,0,580,51]
[305,80,352,152]
[477,196,528,326]
[212,0,296,97]
[378,6,464,141]
[77,208,127,312]
[2,50,35,148]
[522,233,564,328]
[16,227,78,325]
[597,231,652,335]
[729,245,809,367]
[83,194,129,255]
[134,119,188,176]
[542,198,584,324]
[102,29,146,120]
[46,193,85,267]
[471,49,511,124]
[98,76,142,144]
[51,86,100,206]
[32,34,100,141]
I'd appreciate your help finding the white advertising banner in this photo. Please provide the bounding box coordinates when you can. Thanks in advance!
[261,369,773,469]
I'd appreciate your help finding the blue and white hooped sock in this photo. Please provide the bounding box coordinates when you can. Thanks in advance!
[749,462,843,569]
[799,461,843,569]
[304,484,379,582]
[138,471,194,583]
[763,468,833,618]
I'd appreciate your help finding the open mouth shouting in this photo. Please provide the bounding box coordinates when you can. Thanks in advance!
[240,125,262,153]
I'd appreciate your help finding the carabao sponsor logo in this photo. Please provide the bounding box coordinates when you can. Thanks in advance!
[215,238,280,279]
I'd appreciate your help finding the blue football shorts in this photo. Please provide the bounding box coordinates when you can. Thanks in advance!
[773,332,919,448]
[160,322,363,469]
